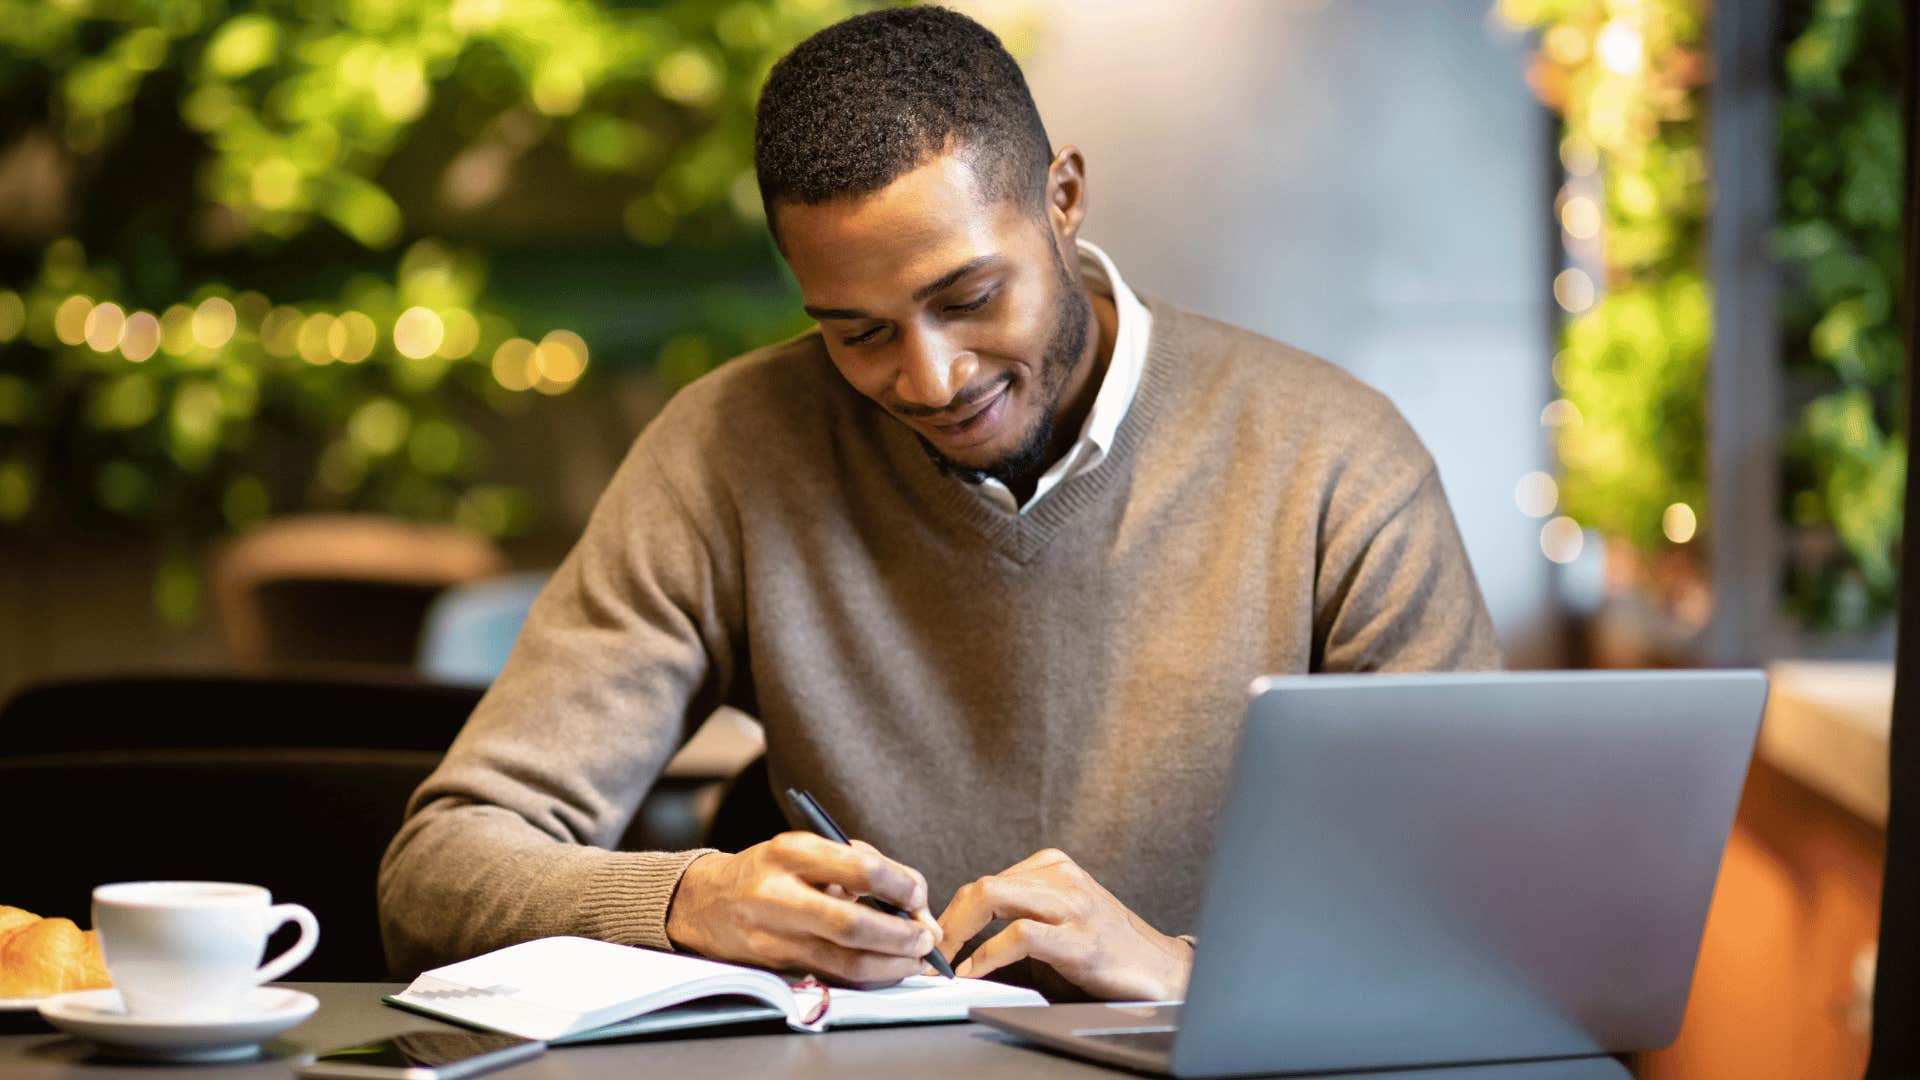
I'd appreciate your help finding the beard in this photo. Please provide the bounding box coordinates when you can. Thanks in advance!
[916,237,1092,493]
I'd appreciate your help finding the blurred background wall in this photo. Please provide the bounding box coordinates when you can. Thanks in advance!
[1003,0,1560,666]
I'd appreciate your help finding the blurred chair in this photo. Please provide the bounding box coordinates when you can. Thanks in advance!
[416,571,551,687]
[0,673,481,980]
[213,514,508,669]
[0,672,767,978]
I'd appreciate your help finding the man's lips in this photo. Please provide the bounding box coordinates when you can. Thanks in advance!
[929,383,1008,430]
[898,380,1011,450]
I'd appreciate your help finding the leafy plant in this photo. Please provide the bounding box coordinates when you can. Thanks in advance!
[1495,0,1712,562]
[0,0,892,619]
[1776,0,1906,634]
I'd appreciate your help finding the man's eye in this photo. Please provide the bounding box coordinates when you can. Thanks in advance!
[945,291,996,314]
[841,327,882,346]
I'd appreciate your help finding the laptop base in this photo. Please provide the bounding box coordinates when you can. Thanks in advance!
[969,1005,1633,1080]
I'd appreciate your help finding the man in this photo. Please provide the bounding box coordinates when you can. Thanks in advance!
[379,5,1501,1001]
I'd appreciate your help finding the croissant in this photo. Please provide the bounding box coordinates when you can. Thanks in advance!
[0,907,113,998]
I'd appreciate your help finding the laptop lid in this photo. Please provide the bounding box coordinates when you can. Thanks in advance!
[1172,670,1765,1078]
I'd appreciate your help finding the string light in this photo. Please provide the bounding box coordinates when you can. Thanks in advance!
[491,337,536,391]
[54,295,91,345]
[393,306,445,359]
[533,329,588,393]
[1663,502,1698,544]
[0,291,26,342]
[335,311,378,363]
[121,311,161,362]
[297,313,336,365]
[261,306,303,358]
[192,297,237,349]
[159,305,196,356]
[437,308,480,359]
[83,302,127,352]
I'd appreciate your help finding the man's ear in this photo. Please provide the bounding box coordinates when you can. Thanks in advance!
[1045,145,1089,245]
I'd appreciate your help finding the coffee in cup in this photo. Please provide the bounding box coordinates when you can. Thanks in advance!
[91,881,318,1021]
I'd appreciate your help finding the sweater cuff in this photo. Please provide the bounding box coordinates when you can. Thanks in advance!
[577,848,718,952]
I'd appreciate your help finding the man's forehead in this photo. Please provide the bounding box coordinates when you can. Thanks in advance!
[778,154,1026,307]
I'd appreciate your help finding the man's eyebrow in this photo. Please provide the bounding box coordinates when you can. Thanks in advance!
[802,255,1006,321]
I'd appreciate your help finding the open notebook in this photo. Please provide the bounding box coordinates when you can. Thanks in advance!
[384,936,1046,1043]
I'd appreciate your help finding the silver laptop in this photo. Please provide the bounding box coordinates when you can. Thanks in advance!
[973,670,1766,1078]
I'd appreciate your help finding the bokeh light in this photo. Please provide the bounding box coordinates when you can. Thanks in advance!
[121,311,161,362]
[491,338,537,391]
[0,291,26,342]
[1560,194,1601,239]
[394,307,446,359]
[1596,19,1644,76]
[298,313,337,365]
[533,329,589,393]
[84,302,127,352]
[54,295,91,346]
[1663,502,1698,544]
[159,305,196,356]
[437,308,480,359]
[1515,472,1559,518]
[1552,268,1596,313]
[192,297,237,349]
[1540,398,1585,428]
[1541,516,1586,564]
[334,311,378,363]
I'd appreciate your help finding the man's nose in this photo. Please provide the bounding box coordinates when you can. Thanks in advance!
[894,325,978,410]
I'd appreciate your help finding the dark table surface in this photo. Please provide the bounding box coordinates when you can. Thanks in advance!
[0,983,1635,1079]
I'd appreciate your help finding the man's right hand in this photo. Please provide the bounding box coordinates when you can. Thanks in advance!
[664,832,942,987]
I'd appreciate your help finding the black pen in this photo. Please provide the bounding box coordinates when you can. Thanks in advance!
[783,787,956,979]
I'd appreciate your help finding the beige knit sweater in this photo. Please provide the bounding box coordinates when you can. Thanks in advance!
[378,295,1502,978]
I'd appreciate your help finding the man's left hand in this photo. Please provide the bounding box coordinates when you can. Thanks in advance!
[934,849,1192,1001]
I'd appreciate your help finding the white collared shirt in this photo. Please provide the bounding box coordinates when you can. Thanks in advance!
[976,239,1152,514]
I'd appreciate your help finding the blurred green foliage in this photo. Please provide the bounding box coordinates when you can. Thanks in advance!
[1498,0,1712,554]
[0,0,889,619]
[1776,0,1906,633]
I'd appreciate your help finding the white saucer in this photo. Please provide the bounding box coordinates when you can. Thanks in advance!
[38,986,318,1062]
[0,996,48,1012]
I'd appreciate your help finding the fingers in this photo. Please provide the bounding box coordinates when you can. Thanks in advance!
[782,935,925,989]
[772,833,930,914]
[822,879,937,941]
[762,876,934,957]
[955,919,1087,981]
[935,868,1077,960]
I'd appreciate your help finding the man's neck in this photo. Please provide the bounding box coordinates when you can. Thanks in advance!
[1006,286,1119,506]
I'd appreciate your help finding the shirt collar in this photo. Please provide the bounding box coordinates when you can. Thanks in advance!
[969,238,1154,514]
[1070,238,1152,466]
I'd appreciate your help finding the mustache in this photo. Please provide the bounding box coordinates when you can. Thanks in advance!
[886,374,1012,420]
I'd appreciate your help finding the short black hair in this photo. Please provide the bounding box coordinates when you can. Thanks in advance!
[753,5,1053,236]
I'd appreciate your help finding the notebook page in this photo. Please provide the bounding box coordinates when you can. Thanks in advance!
[790,975,1046,1030]
[393,936,798,1038]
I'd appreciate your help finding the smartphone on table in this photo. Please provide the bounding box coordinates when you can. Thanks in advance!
[295,1029,544,1079]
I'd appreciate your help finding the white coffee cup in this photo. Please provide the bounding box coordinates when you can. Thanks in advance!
[92,881,319,1021]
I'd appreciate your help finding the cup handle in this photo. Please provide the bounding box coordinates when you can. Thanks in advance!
[253,903,320,985]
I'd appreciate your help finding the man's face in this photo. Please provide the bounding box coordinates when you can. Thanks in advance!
[773,151,1090,485]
